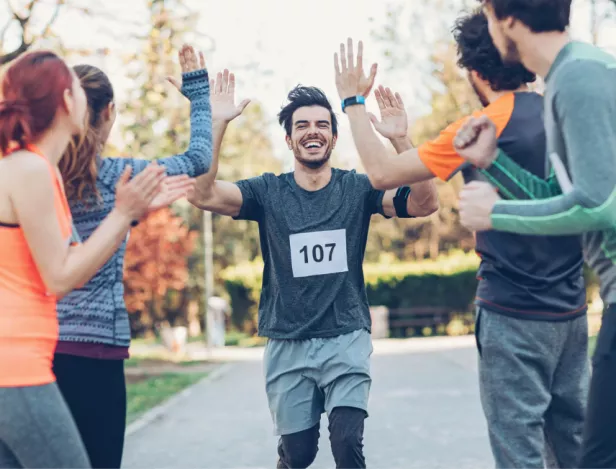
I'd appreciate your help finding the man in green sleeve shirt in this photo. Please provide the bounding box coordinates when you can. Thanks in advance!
[452,1,616,467]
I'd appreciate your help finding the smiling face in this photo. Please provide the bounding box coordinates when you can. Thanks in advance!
[286,105,337,170]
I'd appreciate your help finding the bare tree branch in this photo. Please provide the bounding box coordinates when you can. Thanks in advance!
[0,41,28,64]
[39,0,64,38]
[0,0,67,65]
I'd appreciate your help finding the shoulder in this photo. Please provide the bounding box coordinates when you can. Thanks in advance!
[335,168,374,191]
[1,152,55,202]
[553,51,615,91]
[551,59,616,113]
[475,93,518,135]
[236,172,281,193]
[2,151,51,182]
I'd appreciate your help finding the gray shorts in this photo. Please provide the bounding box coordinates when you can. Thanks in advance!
[263,328,373,436]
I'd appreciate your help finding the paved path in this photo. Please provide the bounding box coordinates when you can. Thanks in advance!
[123,336,493,468]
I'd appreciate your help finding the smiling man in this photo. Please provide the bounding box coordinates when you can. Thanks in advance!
[188,72,437,468]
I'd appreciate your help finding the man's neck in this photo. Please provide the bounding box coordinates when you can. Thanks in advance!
[293,163,332,191]
[518,31,571,79]
[484,84,529,106]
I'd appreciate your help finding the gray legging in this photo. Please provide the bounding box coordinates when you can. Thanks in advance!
[0,382,91,468]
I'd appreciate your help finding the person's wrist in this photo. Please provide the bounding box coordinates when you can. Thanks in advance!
[390,136,412,152]
[390,135,409,144]
[341,95,365,113]
[212,119,229,128]
[110,207,137,228]
[479,147,499,169]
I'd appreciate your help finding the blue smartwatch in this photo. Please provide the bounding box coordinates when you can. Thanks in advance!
[341,95,366,113]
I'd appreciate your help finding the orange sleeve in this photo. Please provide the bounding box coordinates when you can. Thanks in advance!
[417,93,516,181]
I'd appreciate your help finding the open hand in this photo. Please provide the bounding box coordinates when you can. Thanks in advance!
[334,38,378,100]
[166,44,206,92]
[369,85,408,140]
[115,164,166,221]
[147,174,196,212]
[459,181,500,231]
[211,69,251,123]
[453,115,498,169]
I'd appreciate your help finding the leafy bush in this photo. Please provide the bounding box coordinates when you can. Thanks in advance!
[221,251,480,333]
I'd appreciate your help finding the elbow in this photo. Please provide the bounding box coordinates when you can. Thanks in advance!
[187,187,212,211]
[198,151,213,176]
[412,191,440,217]
[44,278,73,298]
[189,141,213,176]
[416,198,439,217]
[368,172,399,191]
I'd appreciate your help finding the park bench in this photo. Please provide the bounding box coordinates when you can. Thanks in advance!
[387,306,468,338]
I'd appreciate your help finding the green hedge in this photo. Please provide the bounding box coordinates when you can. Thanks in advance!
[221,251,480,333]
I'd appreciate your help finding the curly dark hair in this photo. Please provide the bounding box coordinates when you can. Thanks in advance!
[278,85,338,137]
[482,0,571,33]
[453,9,536,91]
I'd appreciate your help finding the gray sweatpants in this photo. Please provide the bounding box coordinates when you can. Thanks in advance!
[475,307,589,469]
[0,382,91,468]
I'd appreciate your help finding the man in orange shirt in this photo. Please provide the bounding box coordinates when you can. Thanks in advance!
[333,10,589,469]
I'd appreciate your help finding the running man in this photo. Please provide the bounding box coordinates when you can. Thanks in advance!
[333,12,588,469]
[188,71,438,468]
[452,1,616,467]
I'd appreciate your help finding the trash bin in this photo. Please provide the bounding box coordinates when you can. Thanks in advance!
[370,306,389,339]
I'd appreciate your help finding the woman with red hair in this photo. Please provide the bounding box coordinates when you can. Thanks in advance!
[0,50,190,468]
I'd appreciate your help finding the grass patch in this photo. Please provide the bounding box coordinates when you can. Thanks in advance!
[125,356,211,368]
[126,372,207,424]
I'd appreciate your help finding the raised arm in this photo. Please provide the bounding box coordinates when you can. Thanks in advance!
[11,156,168,296]
[187,69,251,217]
[333,40,435,189]
[98,45,212,187]
[369,86,438,217]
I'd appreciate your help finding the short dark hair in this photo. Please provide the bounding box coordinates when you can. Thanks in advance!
[278,85,338,137]
[453,10,536,91]
[482,0,571,32]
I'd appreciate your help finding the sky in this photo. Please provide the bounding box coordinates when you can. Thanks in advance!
[3,0,616,169]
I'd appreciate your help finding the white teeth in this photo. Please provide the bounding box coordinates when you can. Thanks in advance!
[304,141,322,148]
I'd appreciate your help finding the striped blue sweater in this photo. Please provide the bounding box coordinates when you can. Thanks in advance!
[56,69,212,348]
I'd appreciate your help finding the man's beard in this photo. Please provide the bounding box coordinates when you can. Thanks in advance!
[501,34,522,65]
[293,145,332,170]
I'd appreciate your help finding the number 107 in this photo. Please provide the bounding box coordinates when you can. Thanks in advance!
[300,243,336,263]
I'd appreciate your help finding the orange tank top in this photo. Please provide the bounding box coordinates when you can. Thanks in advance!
[0,145,74,387]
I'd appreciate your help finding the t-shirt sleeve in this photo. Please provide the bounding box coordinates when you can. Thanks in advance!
[367,187,388,216]
[359,174,388,217]
[417,118,468,181]
[233,174,270,222]
[417,93,516,181]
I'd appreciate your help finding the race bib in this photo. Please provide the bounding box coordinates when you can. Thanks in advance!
[289,229,348,278]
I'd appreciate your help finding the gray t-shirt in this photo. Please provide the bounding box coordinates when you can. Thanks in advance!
[234,168,387,339]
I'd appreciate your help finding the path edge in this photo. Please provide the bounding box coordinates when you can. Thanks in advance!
[125,362,234,437]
